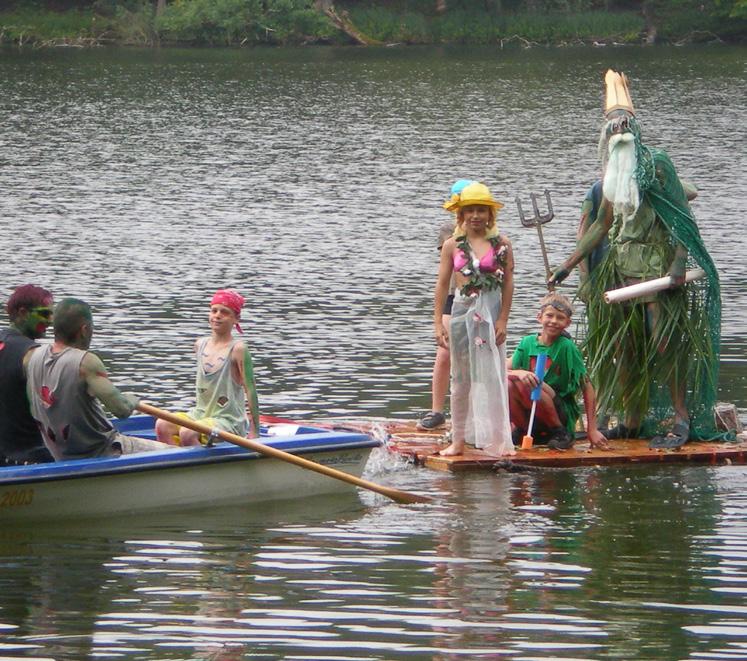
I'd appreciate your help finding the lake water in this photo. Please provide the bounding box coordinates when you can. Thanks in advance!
[1,43,746,659]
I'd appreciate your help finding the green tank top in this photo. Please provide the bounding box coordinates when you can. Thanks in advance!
[189,338,248,436]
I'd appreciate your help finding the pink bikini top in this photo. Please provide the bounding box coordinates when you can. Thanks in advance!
[453,243,500,273]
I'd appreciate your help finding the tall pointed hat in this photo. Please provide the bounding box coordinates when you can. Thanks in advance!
[603,69,635,117]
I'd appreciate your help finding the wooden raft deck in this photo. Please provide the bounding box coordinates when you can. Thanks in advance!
[324,418,747,472]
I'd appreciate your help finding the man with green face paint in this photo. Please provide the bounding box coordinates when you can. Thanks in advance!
[25,298,172,461]
[0,285,55,465]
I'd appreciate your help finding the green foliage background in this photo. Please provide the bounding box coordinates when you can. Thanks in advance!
[0,0,743,46]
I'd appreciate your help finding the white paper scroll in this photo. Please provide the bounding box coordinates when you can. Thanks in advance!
[604,269,705,304]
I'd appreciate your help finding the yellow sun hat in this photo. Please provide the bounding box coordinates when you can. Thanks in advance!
[444,182,504,212]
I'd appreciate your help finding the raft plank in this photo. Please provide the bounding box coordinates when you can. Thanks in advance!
[323,418,747,472]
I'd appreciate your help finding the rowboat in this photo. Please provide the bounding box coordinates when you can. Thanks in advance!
[0,415,380,521]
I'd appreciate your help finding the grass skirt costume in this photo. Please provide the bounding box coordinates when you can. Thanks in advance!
[581,142,721,440]
[449,287,514,456]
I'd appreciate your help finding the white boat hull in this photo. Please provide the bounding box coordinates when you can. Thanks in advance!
[0,417,378,521]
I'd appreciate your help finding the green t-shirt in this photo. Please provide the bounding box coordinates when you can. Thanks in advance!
[510,334,587,433]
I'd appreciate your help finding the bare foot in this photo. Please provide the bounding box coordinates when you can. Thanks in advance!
[438,442,465,456]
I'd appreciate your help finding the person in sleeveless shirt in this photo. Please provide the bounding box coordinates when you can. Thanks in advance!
[25,298,171,460]
[0,284,55,465]
[155,289,260,446]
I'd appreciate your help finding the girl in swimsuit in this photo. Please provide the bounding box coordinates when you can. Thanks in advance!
[433,182,515,457]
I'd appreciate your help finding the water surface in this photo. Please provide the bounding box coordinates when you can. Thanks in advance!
[0,44,746,660]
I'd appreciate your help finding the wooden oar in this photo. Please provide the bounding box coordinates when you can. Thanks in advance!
[137,402,430,505]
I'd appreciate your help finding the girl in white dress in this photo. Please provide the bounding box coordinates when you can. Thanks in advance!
[433,182,515,457]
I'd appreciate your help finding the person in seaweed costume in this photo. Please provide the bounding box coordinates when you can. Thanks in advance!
[549,70,721,448]
[434,181,515,457]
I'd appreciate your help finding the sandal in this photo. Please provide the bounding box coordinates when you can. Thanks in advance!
[417,411,446,430]
[649,422,690,449]
[602,423,641,440]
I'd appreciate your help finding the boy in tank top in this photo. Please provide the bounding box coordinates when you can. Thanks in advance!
[25,298,171,460]
[156,289,259,445]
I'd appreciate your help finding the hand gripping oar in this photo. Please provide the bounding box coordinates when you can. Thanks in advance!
[137,403,430,505]
[521,353,548,450]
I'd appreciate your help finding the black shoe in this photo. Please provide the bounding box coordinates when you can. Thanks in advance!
[602,423,640,440]
[649,422,689,449]
[547,427,574,450]
[512,428,524,446]
[533,429,552,446]
[417,411,446,430]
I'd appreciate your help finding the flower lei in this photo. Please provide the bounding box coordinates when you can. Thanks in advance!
[456,234,507,297]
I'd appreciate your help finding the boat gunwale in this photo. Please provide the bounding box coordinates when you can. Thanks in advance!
[0,431,379,487]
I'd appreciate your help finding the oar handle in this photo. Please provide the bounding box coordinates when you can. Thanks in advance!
[136,403,430,505]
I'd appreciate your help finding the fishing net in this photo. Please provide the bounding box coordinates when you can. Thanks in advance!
[579,138,724,440]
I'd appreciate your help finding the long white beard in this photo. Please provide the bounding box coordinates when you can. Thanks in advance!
[603,132,640,218]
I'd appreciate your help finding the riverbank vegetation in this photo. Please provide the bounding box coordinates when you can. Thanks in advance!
[1,0,744,48]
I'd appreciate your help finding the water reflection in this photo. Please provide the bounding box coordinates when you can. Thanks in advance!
[0,461,745,658]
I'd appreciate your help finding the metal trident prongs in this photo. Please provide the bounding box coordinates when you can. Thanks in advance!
[516,189,555,290]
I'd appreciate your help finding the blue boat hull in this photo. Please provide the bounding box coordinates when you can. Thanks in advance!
[0,416,379,520]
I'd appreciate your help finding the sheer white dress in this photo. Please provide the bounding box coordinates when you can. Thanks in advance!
[449,287,514,456]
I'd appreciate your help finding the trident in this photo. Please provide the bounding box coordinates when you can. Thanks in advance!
[516,189,555,291]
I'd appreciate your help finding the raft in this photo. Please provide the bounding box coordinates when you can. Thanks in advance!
[323,418,747,472]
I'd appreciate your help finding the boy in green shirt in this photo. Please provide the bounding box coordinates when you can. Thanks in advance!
[508,293,609,451]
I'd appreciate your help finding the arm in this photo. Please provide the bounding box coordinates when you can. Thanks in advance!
[668,243,688,286]
[507,342,536,385]
[508,350,543,388]
[682,180,698,202]
[668,178,696,286]
[576,199,594,282]
[549,199,614,285]
[232,342,260,439]
[81,352,138,418]
[495,238,514,346]
[434,238,455,349]
[580,375,609,450]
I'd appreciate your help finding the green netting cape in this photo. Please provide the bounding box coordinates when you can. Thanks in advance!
[580,143,722,440]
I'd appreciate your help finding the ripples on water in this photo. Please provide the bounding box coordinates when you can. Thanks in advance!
[3,460,747,658]
[1,45,745,418]
[1,45,746,660]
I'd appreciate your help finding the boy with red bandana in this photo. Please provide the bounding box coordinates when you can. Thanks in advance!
[156,289,259,445]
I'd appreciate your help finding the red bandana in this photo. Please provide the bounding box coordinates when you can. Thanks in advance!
[211,289,245,334]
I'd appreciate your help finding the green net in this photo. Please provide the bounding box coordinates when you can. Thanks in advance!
[579,138,724,441]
